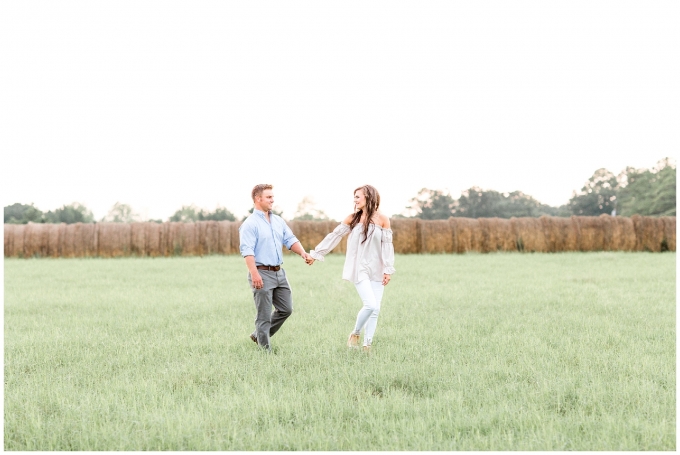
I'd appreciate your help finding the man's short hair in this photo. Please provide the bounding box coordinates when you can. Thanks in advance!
[252,184,273,201]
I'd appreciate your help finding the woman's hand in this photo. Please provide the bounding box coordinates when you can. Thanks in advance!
[382,274,391,286]
[302,252,315,265]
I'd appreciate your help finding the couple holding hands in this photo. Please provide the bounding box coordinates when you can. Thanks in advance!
[239,184,396,352]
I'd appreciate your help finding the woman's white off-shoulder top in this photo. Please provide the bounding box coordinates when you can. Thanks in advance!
[310,223,396,283]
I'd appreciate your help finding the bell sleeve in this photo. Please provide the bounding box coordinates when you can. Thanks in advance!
[381,229,396,274]
[310,223,351,261]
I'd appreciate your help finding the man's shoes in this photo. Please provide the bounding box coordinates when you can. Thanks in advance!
[347,333,360,348]
[250,333,257,344]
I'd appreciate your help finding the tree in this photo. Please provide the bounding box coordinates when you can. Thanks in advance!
[404,187,559,219]
[618,158,676,216]
[169,205,200,222]
[292,196,330,221]
[567,168,619,216]
[101,202,139,223]
[199,207,236,222]
[44,202,94,224]
[242,206,284,221]
[4,203,44,224]
[407,189,455,219]
[170,205,237,222]
[452,187,559,218]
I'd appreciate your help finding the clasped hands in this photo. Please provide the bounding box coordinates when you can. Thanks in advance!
[301,252,391,286]
[302,252,315,266]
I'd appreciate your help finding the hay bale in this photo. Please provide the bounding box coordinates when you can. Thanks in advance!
[144,222,161,257]
[574,216,605,252]
[200,221,220,255]
[97,223,131,257]
[182,223,198,256]
[230,222,241,255]
[631,215,644,251]
[13,225,26,258]
[511,218,547,252]
[158,222,170,256]
[131,222,147,256]
[291,220,344,255]
[217,221,232,254]
[418,219,454,253]
[451,218,482,253]
[24,223,49,258]
[61,224,76,257]
[632,215,664,252]
[14,224,27,258]
[477,218,515,252]
[609,216,636,251]
[539,216,576,252]
[197,221,207,256]
[565,216,581,252]
[164,222,184,256]
[390,218,419,254]
[448,218,458,253]
[4,224,17,257]
[496,218,516,252]
[662,217,676,251]
[599,214,614,251]
[56,223,68,256]
[477,218,494,253]
[46,223,62,257]
[75,223,97,257]
[165,222,198,256]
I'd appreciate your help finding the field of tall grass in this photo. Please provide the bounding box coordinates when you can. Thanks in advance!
[4,253,675,450]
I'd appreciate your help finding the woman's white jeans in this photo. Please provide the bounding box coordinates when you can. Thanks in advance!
[352,279,384,346]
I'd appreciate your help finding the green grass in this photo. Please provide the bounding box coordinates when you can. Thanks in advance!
[4,252,676,450]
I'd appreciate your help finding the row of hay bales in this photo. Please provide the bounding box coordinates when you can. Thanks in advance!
[387,215,675,253]
[3,215,675,258]
[2,220,346,258]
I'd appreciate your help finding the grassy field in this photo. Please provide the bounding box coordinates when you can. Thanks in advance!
[4,252,676,450]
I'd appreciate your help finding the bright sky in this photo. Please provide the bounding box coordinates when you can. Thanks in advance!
[2,1,678,222]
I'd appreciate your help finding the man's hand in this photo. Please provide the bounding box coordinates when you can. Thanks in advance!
[382,274,391,286]
[302,252,315,265]
[251,271,264,289]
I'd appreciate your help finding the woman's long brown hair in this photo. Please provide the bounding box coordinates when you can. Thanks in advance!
[349,185,380,244]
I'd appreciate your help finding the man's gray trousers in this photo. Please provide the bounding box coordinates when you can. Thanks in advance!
[248,269,293,350]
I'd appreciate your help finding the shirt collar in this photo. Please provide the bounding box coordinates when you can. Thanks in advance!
[253,209,271,218]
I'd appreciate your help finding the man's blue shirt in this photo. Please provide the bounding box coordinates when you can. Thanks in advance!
[239,210,299,266]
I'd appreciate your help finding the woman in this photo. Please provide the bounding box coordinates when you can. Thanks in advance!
[307,185,396,352]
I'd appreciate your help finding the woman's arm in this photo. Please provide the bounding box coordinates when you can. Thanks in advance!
[309,217,353,262]
[378,212,391,229]
[380,213,395,285]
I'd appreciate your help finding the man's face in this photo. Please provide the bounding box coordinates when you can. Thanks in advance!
[257,189,274,211]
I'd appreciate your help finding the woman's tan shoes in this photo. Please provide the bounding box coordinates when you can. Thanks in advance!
[347,333,360,348]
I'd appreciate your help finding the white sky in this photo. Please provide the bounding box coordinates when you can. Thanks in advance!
[1,1,678,222]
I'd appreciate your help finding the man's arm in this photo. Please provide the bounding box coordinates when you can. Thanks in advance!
[239,221,263,288]
[244,255,263,289]
[289,241,312,264]
[280,219,312,264]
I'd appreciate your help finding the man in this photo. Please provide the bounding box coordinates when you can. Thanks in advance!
[239,184,311,351]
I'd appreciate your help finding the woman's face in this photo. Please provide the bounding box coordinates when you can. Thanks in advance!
[354,189,366,211]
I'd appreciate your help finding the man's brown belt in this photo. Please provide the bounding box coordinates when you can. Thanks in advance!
[256,265,281,271]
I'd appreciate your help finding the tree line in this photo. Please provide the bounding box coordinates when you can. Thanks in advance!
[4,158,675,224]
[404,158,675,220]
[3,202,238,225]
